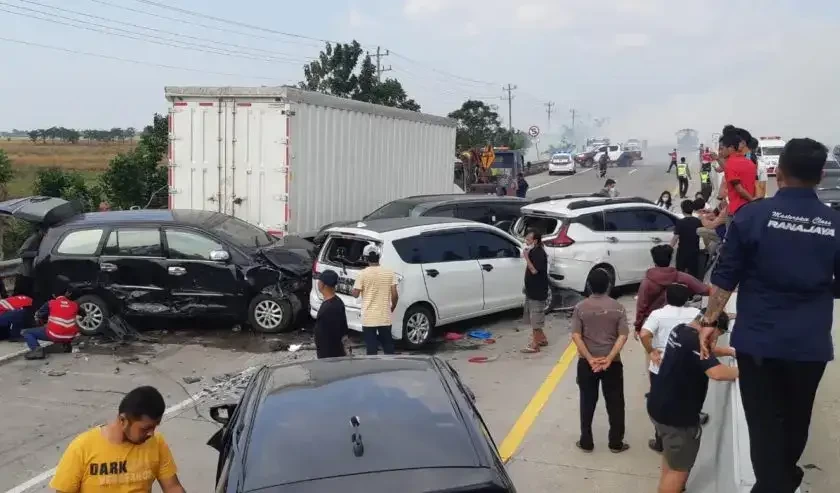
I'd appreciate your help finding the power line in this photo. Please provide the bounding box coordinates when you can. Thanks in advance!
[0,35,287,81]
[12,0,307,60]
[0,3,310,64]
[372,46,391,81]
[501,84,517,131]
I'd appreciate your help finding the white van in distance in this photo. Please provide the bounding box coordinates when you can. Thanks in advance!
[756,136,786,177]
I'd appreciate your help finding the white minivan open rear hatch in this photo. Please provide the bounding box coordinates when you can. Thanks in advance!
[315,232,382,310]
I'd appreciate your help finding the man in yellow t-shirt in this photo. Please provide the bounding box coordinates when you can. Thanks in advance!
[50,386,185,493]
[352,244,399,355]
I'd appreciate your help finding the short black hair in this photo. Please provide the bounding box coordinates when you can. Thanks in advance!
[680,199,695,214]
[666,283,690,307]
[680,157,686,163]
[698,308,730,333]
[722,124,736,134]
[779,138,828,185]
[650,244,674,267]
[692,197,706,211]
[525,228,542,244]
[587,269,611,295]
[119,386,166,421]
[720,132,741,149]
[747,137,758,151]
[736,128,752,144]
[605,178,616,186]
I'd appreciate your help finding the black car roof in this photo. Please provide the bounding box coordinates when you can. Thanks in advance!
[342,216,471,233]
[60,209,228,227]
[242,357,486,491]
[393,194,529,208]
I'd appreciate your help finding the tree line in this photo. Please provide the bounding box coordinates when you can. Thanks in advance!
[24,127,136,144]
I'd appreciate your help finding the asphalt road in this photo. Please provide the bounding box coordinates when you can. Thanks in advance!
[0,161,821,493]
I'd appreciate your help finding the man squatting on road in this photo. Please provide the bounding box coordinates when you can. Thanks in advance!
[700,137,837,493]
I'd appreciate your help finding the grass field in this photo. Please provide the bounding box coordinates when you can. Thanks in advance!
[0,139,136,197]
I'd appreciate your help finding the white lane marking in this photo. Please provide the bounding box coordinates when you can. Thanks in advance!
[530,167,592,190]
[5,366,258,493]
[629,169,638,175]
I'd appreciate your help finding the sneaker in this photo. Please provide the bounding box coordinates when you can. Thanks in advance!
[648,438,663,453]
[24,347,45,360]
[62,343,73,353]
[575,440,594,453]
[609,443,631,453]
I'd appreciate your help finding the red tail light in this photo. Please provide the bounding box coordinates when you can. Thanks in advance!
[545,223,574,247]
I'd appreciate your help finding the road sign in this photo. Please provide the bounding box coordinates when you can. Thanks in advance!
[479,145,495,169]
[528,125,540,138]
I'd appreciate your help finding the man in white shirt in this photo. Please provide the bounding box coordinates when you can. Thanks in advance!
[755,160,768,199]
[640,283,701,453]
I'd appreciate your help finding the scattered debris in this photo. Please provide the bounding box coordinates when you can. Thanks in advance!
[231,324,242,333]
[74,388,126,395]
[182,376,202,384]
[269,341,289,352]
[468,355,499,363]
[46,370,67,377]
[114,367,120,374]
[444,332,464,341]
[288,344,303,352]
[467,330,493,340]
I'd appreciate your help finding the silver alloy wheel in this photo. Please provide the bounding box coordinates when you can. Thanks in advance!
[406,312,431,345]
[254,299,284,330]
[78,302,104,334]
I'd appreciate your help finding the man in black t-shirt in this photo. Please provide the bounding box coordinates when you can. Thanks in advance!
[522,228,550,353]
[671,200,702,278]
[648,310,738,493]
[314,270,349,359]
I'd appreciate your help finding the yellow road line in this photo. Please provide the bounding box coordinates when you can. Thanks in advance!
[498,342,578,463]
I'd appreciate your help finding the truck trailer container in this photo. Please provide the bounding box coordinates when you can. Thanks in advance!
[164,86,458,237]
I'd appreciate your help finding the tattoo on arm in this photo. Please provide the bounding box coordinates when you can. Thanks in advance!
[704,286,733,324]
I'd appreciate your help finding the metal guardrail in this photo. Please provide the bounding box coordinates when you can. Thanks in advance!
[0,258,21,278]
[524,160,548,176]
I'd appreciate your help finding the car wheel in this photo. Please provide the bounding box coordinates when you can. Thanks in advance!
[584,266,615,297]
[76,295,110,336]
[402,304,435,350]
[248,294,293,333]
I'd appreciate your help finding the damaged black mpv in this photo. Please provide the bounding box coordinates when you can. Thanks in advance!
[1,197,313,335]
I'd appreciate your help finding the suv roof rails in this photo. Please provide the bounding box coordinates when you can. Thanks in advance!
[566,196,654,210]
[530,193,600,204]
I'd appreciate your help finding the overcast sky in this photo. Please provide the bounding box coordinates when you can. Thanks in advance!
[1,0,837,145]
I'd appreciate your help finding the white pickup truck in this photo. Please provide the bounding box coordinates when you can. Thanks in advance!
[593,144,623,164]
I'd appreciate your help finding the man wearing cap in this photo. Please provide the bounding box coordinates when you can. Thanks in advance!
[352,244,399,355]
[314,270,348,359]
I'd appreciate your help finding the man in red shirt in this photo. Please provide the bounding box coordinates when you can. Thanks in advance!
[0,295,33,340]
[717,131,756,217]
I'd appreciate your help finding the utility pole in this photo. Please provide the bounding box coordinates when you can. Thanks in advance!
[373,46,391,81]
[545,101,555,133]
[569,108,577,133]
[501,84,517,131]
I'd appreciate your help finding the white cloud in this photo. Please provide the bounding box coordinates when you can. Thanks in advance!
[613,32,650,48]
[403,0,448,17]
[348,9,368,27]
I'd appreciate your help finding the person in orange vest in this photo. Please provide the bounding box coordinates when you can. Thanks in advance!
[0,294,34,340]
[22,285,85,360]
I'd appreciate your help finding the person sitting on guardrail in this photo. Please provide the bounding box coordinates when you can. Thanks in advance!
[0,294,33,340]
[22,281,85,360]
[648,309,737,493]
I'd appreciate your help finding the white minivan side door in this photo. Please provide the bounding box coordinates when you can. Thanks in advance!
[465,228,526,311]
[396,230,485,323]
[603,208,651,283]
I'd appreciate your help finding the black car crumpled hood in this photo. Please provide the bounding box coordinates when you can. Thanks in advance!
[255,236,315,278]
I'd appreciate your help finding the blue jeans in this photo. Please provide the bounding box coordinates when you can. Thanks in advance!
[21,326,49,350]
[0,309,29,339]
[362,326,395,355]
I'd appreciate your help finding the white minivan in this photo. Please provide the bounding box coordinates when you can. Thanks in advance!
[756,136,786,177]
[310,217,531,348]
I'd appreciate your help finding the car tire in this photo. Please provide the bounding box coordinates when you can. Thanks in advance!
[584,266,615,297]
[402,304,435,350]
[248,294,294,333]
[76,294,110,336]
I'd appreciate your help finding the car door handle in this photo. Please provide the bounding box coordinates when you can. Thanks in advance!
[425,269,439,278]
[100,262,117,272]
[650,237,663,243]
[481,263,494,272]
[168,266,187,276]
[606,236,619,243]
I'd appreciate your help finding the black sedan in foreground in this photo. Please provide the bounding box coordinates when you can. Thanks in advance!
[207,356,516,493]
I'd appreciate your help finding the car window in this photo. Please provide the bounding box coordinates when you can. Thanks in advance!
[55,229,104,255]
[364,200,416,220]
[102,229,162,257]
[635,209,675,232]
[423,205,456,218]
[514,214,561,237]
[609,145,619,152]
[165,230,224,260]
[393,231,469,264]
[576,212,606,232]
[494,203,523,222]
[457,205,492,223]
[467,230,519,259]
[604,210,642,232]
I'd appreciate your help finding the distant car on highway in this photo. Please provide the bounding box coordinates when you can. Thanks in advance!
[548,152,576,175]
[0,196,313,335]
[756,136,786,177]
[207,356,518,492]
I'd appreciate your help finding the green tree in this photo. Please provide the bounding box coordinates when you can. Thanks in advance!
[299,40,421,112]
[496,128,531,151]
[447,100,503,151]
[101,114,168,209]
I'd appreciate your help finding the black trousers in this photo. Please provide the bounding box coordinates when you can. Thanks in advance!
[362,325,395,355]
[737,353,827,493]
[678,176,689,197]
[700,182,713,202]
[676,251,701,279]
[668,160,677,172]
[577,358,625,449]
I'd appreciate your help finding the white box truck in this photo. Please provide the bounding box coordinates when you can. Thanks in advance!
[164,86,457,237]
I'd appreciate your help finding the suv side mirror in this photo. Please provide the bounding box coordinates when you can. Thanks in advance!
[209,403,237,425]
[209,250,230,262]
